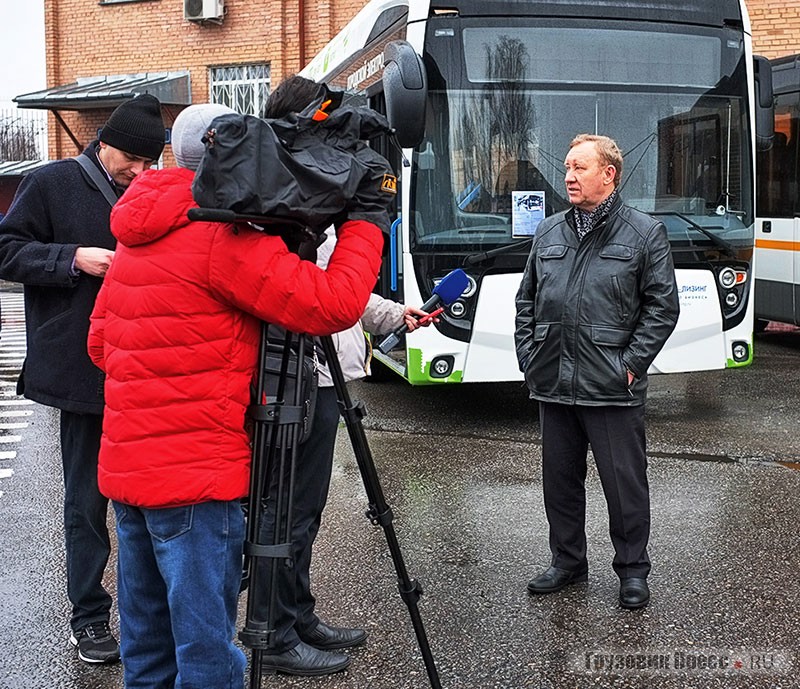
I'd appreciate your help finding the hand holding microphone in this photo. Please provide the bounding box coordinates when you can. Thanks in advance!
[377,269,469,354]
[402,305,441,331]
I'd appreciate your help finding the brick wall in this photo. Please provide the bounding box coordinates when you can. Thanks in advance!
[749,0,800,58]
[43,1,800,162]
[44,0,368,161]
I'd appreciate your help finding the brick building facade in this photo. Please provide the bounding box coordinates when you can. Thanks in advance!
[749,0,800,59]
[26,1,800,164]
[39,0,366,163]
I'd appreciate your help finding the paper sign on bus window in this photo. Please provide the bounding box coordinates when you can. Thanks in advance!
[512,191,545,238]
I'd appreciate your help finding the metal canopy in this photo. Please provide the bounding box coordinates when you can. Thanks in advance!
[0,160,49,176]
[14,71,191,111]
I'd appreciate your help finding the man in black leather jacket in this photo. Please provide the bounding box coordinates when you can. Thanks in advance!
[514,134,679,609]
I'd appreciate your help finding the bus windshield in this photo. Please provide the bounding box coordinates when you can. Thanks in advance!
[411,18,754,260]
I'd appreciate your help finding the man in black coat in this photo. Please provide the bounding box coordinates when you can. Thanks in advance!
[0,94,165,663]
[515,134,679,610]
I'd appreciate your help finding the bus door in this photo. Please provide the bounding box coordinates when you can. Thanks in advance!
[755,216,799,325]
[756,91,800,326]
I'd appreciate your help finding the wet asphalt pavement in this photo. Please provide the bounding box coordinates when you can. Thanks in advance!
[1,285,799,689]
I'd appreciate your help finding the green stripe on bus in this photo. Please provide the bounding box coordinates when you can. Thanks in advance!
[407,348,463,384]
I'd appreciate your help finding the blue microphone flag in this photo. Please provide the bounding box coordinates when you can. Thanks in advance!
[431,269,469,306]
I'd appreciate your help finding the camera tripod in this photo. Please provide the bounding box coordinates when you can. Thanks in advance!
[185,206,441,687]
[239,323,442,689]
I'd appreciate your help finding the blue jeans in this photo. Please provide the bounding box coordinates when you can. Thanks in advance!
[113,500,247,689]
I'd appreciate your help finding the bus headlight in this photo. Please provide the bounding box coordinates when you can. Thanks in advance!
[718,267,747,290]
[434,274,477,298]
[430,355,454,378]
[461,275,478,298]
[449,300,467,318]
[732,341,749,363]
[717,266,748,317]
[719,267,737,289]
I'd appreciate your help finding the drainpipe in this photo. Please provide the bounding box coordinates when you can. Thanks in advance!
[298,0,305,69]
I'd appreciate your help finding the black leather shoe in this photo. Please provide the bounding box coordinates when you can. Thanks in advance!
[527,565,588,594]
[261,641,351,676]
[299,620,368,650]
[619,577,650,609]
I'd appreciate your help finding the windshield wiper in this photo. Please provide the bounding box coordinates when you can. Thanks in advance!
[649,211,738,259]
[463,238,533,266]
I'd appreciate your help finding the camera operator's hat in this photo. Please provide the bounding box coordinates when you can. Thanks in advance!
[100,94,166,160]
[172,103,236,171]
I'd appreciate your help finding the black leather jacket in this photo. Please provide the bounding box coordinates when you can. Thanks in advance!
[514,195,679,406]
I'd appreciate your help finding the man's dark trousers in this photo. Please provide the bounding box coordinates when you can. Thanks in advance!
[257,386,340,651]
[539,401,651,579]
[60,410,112,632]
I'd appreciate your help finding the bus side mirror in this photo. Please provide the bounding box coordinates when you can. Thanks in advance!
[383,40,428,148]
[753,55,774,152]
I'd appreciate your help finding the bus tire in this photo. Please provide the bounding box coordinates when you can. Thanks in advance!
[365,358,397,382]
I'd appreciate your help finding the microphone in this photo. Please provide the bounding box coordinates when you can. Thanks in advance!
[377,268,470,354]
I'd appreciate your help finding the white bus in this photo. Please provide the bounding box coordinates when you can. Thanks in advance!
[755,54,800,329]
[303,0,774,384]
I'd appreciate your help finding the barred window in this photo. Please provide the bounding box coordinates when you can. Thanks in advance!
[209,64,271,117]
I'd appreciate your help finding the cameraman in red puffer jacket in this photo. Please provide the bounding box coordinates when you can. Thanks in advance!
[87,103,386,689]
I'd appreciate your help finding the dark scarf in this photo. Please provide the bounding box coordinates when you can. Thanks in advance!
[574,189,618,241]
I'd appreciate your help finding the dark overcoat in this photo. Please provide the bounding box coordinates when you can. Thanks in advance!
[0,143,117,414]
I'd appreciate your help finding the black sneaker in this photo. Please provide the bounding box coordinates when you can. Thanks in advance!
[69,621,120,664]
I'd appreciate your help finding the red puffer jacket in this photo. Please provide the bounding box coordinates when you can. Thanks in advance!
[88,167,382,508]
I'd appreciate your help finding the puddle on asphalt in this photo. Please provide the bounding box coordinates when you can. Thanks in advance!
[651,451,799,468]
[650,451,736,463]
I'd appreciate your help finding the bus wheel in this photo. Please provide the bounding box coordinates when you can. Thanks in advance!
[754,318,769,334]
[365,358,397,382]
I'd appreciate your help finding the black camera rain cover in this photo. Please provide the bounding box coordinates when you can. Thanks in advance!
[191,97,396,234]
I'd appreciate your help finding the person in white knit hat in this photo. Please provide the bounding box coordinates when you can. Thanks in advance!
[171,102,236,170]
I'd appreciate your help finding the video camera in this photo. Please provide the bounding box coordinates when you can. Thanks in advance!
[189,89,398,244]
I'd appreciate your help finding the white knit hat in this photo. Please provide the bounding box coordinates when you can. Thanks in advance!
[171,103,236,170]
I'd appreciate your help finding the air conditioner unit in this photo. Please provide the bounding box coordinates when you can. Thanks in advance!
[184,0,224,22]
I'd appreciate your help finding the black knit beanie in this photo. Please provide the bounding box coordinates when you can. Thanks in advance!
[100,94,166,160]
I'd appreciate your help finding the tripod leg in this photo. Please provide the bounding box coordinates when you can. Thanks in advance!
[319,335,442,689]
[240,328,306,688]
